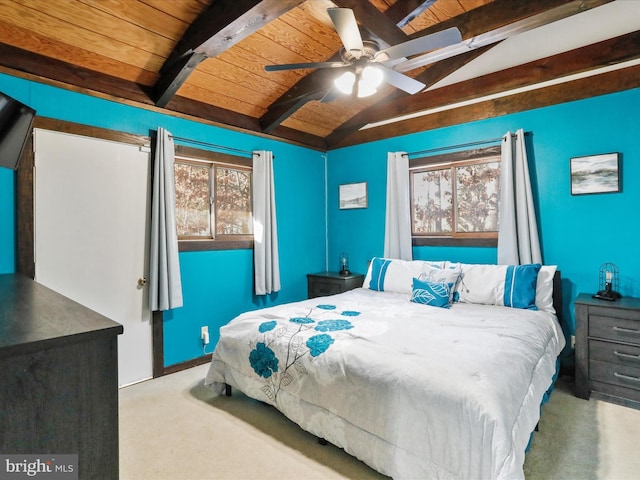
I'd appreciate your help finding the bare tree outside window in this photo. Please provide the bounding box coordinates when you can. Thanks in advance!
[455,161,500,232]
[174,152,252,243]
[215,167,252,236]
[410,147,501,242]
[412,169,453,234]
[175,162,211,237]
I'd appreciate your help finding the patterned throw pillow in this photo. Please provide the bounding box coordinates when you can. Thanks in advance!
[410,277,451,309]
[420,263,462,302]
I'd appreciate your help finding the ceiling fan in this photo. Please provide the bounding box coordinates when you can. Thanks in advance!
[265,7,462,101]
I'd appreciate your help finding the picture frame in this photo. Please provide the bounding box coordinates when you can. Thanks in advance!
[570,152,620,195]
[339,182,368,209]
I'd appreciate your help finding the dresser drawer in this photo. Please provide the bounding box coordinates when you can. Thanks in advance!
[309,280,343,298]
[589,339,640,366]
[589,359,640,392]
[589,314,640,344]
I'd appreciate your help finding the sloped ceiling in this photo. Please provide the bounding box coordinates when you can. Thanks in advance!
[0,0,638,151]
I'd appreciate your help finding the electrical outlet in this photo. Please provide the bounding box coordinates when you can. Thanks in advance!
[571,335,576,349]
[201,326,209,345]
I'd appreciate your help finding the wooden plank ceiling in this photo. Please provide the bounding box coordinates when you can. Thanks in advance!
[0,0,637,151]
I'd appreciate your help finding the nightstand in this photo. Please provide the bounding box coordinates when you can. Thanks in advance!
[307,271,365,298]
[575,293,640,408]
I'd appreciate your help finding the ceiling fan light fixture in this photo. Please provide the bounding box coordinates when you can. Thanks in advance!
[335,71,355,94]
[356,81,377,98]
[362,65,383,88]
[356,66,383,98]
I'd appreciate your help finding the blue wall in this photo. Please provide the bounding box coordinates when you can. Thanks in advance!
[3,70,640,366]
[0,73,327,367]
[327,87,640,337]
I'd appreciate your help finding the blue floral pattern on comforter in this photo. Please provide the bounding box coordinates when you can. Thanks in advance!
[248,304,359,402]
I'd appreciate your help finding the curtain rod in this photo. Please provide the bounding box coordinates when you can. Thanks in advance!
[168,135,253,157]
[406,131,530,158]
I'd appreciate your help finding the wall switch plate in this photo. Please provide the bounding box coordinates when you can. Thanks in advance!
[571,335,576,349]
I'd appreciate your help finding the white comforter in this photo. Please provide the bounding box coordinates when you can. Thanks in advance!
[205,288,565,479]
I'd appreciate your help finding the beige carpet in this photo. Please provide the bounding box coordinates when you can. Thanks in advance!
[119,364,640,480]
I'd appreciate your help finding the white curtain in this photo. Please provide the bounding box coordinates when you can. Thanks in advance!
[497,129,542,265]
[253,150,281,295]
[384,151,412,260]
[149,127,183,311]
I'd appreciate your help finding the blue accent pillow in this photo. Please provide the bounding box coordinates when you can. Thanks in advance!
[503,264,541,310]
[369,257,392,291]
[410,277,451,309]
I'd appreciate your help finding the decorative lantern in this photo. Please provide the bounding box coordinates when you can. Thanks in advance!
[339,252,350,276]
[593,262,621,301]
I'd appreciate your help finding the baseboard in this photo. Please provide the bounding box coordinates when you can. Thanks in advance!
[161,354,212,376]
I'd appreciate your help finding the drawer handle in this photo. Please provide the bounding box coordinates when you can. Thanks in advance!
[614,350,640,361]
[613,372,640,383]
[612,326,640,335]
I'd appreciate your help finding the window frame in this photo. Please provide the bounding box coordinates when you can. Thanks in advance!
[410,145,501,247]
[174,145,253,252]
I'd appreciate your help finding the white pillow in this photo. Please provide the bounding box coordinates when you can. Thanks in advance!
[457,263,542,310]
[457,264,508,306]
[364,258,445,294]
[536,265,557,314]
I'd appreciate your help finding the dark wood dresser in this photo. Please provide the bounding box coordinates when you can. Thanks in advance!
[307,271,365,298]
[575,293,640,408]
[0,274,123,479]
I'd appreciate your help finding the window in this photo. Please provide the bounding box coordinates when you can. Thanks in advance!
[174,145,253,251]
[410,146,501,246]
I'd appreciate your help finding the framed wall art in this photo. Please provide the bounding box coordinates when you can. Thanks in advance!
[339,182,368,209]
[570,152,620,195]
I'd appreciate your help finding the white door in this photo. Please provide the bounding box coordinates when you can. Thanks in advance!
[34,128,152,386]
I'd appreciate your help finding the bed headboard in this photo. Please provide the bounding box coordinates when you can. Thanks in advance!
[552,270,563,325]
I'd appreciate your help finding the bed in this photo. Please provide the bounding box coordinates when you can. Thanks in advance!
[204,259,566,479]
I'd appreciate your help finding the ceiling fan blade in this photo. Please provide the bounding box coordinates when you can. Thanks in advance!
[378,65,425,95]
[265,61,346,72]
[320,86,341,103]
[376,27,462,62]
[327,7,364,56]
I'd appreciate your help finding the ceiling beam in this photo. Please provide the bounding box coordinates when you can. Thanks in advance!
[0,43,154,106]
[325,0,614,147]
[397,0,613,73]
[259,67,348,133]
[0,42,326,150]
[154,0,304,107]
[154,52,207,109]
[341,64,640,148]
[261,0,597,134]
[335,0,408,47]
[330,30,640,148]
[386,1,437,28]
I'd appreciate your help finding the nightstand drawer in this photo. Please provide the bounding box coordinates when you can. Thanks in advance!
[309,280,343,298]
[590,359,640,392]
[590,339,640,366]
[306,272,365,299]
[590,315,640,344]
[575,294,640,405]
